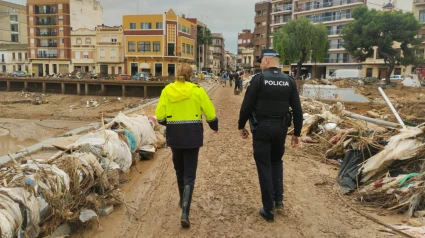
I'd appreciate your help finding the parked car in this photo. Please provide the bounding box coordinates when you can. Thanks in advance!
[133,72,148,81]
[116,74,131,80]
[202,71,211,79]
[381,75,404,81]
[11,71,30,77]
[327,69,362,80]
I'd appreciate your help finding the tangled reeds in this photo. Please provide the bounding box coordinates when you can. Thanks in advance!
[0,111,166,237]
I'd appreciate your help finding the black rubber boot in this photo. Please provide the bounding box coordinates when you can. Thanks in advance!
[275,201,283,210]
[260,208,274,222]
[178,186,184,209]
[181,185,193,228]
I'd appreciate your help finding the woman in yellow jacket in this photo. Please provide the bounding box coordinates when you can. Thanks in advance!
[156,63,218,228]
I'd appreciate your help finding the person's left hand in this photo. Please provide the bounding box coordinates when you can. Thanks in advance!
[239,129,249,139]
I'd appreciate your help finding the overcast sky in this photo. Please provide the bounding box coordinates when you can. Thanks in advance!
[3,0,414,53]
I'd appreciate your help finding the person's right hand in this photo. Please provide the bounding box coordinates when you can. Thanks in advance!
[291,136,301,148]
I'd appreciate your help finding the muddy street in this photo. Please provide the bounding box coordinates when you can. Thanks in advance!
[73,85,398,238]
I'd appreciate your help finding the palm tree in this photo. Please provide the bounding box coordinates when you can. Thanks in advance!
[197,26,212,71]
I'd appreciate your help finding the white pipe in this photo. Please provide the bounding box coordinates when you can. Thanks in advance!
[378,87,406,129]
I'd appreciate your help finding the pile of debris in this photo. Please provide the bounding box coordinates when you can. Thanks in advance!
[298,94,425,220]
[0,111,166,237]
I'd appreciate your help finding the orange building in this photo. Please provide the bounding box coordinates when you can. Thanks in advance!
[123,9,196,77]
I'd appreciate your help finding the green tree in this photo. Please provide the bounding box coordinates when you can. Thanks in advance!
[197,26,212,46]
[342,6,422,85]
[273,17,329,80]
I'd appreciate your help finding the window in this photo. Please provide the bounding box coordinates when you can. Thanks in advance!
[12,53,15,60]
[111,35,117,42]
[156,22,163,29]
[394,68,402,75]
[85,38,91,44]
[10,15,17,22]
[130,23,136,29]
[58,16,63,21]
[182,43,186,53]
[186,44,190,55]
[366,68,372,77]
[153,41,160,52]
[10,24,18,32]
[30,28,34,33]
[60,27,63,33]
[138,42,150,52]
[191,45,193,55]
[141,22,152,29]
[61,38,64,44]
[75,51,81,59]
[76,38,82,45]
[30,50,35,55]
[178,24,181,31]
[128,42,136,52]
[11,34,18,42]
[30,39,34,44]
[58,4,63,9]
[25,53,27,60]
[111,49,116,58]
[182,25,187,33]
[29,17,33,22]
[60,50,64,56]
[18,53,22,60]
[100,49,105,58]
[84,52,89,59]
[420,11,425,22]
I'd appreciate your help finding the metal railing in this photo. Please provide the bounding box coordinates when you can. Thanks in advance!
[295,0,363,13]
[35,10,57,14]
[328,29,342,35]
[273,5,292,13]
[324,58,355,63]
[328,43,345,49]
[36,32,57,36]
[273,17,292,24]
[97,42,121,45]
[37,43,57,47]
[307,14,351,23]
[36,21,57,26]
[37,54,58,58]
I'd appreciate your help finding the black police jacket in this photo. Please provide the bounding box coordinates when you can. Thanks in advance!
[238,67,303,136]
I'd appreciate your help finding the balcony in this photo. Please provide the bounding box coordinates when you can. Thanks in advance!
[213,51,222,55]
[97,42,121,46]
[272,6,292,14]
[324,58,355,63]
[35,10,57,14]
[328,43,345,50]
[12,58,24,62]
[37,54,58,58]
[72,45,95,48]
[36,32,57,37]
[328,29,342,35]
[295,0,364,13]
[36,21,57,26]
[307,14,351,23]
[414,0,425,5]
[272,17,292,25]
[38,43,58,48]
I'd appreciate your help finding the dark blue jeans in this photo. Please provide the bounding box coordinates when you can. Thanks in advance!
[252,120,288,211]
[171,148,200,187]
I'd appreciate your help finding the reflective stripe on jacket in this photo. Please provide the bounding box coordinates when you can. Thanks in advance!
[155,81,218,148]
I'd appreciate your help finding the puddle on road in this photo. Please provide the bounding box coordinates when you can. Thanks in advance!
[0,134,38,156]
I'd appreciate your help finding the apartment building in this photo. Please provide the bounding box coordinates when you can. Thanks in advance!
[237,29,254,67]
[254,1,272,72]
[123,9,196,77]
[27,0,103,76]
[0,1,27,44]
[211,33,225,74]
[71,28,96,73]
[96,25,124,76]
[0,44,29,73]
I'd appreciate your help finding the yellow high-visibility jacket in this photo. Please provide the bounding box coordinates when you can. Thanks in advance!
[155,81,218,148]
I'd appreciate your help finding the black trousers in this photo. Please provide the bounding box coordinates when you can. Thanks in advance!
[252,120,288,211]
[171,148,200,187]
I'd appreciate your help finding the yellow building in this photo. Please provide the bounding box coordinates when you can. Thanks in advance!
[123,9,196,77]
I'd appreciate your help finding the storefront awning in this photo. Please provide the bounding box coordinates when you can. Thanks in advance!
[139,63,151,69]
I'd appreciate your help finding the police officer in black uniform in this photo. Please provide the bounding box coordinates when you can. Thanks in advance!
[238,49,303,222]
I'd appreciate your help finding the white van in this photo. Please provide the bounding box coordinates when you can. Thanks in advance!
[328,69,362,79]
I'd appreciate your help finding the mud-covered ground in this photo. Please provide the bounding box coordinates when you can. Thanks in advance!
[71,84,404,238]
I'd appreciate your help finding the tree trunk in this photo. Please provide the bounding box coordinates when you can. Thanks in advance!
[296,51,307,80]
[386,64,395,85]
[377,48,395,85]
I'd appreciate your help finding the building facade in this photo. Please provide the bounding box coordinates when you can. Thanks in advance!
[0,1,27,44]
[123,9,196,77]
[0,44,29,73]
[96,25,124,76]
[237,29,254,67]
[71,28,96,73]
[239,48,255,72]
[27,0,103,76]
[254,1,272,72]
[211,33,225,74]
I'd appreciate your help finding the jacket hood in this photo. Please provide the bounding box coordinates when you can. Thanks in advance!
[166,81,195,103]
